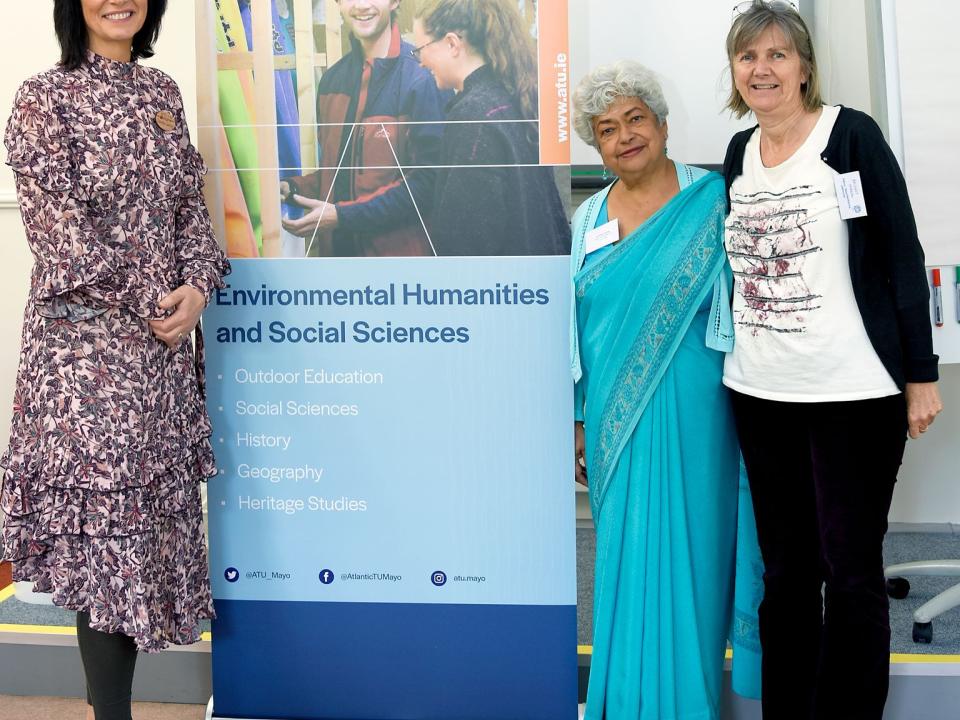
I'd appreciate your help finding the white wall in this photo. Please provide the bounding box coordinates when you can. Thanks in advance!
[812,0,873,113]
[894,0,960,268]
[568,0,755,168]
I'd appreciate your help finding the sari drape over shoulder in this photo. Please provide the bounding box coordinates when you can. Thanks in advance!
[571,167,762,719]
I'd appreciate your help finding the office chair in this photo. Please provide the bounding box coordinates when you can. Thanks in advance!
[884,561,960,643]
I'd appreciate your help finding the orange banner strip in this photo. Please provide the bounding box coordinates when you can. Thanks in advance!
[538,0,571,165]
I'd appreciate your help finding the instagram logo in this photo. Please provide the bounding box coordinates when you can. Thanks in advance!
[431,571,447,587]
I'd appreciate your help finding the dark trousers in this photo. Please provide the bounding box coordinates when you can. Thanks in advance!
[730,391,907,720]
[77,611,138,720]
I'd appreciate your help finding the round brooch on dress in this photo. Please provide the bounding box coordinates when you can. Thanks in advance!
[155,110,176,133]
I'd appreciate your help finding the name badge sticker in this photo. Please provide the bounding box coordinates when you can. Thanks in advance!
[834,170,868,220]
[584,218,620,255]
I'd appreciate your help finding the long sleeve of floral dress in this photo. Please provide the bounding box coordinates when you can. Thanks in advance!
[171,102,231,303]
[7,75,229,318]
[0,53,229,652]
[7,78,155,321]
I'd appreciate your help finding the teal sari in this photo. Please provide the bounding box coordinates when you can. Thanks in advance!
[573,169,762,719]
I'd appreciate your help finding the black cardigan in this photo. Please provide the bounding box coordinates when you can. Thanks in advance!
[428,65,570,255]
[721,106,939,390]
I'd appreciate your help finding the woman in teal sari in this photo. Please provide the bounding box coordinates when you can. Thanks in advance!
[571,61,762,719]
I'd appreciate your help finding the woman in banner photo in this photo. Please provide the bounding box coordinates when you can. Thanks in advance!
[1,2,229,719]
[412,0,570,255]
[721,2,942,718]
[570,60,762,720]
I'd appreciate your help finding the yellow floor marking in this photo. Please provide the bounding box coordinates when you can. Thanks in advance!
[0,623,75,635]
[0,588,212,642]
[577,645,960,663]
[0,623,211,643]
[891,653,960,663]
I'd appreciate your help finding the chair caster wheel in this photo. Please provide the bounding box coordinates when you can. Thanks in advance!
[913,621,933,644]
[886,577,910,599]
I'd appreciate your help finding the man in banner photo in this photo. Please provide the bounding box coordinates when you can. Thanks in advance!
[280,0,448,257]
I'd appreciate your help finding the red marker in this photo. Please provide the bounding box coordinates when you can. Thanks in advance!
[932,269,943,327]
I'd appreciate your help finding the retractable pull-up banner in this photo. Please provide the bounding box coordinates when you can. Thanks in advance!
[197,1,575,717]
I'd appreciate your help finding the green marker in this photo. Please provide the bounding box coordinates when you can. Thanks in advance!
[956,266,960,324]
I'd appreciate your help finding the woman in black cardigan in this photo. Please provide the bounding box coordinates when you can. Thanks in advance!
[411,0,569,256]
[721,2,942,718]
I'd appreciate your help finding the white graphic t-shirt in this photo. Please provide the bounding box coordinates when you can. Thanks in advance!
[723,105,899,402]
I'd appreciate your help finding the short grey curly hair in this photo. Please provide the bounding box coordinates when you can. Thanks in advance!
[573,61,669,149]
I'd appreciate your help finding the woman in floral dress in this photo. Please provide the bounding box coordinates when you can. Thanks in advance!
[0,1,229,718]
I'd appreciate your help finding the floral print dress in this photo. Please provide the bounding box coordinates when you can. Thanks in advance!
[0,51,230,652]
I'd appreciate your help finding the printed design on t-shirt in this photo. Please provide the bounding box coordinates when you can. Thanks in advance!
[726,185,823,334]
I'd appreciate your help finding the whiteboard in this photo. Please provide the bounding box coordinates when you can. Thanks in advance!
[893,1,960,268]
[885,1,960,362]
[568,0,754,168]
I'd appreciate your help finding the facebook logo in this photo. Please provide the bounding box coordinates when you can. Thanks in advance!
[319,569,335,585]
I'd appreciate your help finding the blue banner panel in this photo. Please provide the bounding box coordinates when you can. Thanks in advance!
[206,258,577,719]
[212,600,577,719]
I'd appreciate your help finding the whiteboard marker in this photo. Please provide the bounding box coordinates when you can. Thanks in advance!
[955,266,960,324]
[931,269,943,327]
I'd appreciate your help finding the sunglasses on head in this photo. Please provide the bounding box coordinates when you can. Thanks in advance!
[732,0,800,21]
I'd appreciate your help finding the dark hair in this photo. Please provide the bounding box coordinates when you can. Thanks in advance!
[54,0,168,70]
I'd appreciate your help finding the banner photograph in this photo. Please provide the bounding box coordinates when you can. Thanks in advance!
[199,0,571,258]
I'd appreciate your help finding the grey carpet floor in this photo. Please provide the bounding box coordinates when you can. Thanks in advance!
[2,531,958,655]
[883,531,960,653]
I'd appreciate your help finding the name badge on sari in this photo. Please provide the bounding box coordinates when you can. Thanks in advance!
[585,219,620,255]
[834,171,868,219]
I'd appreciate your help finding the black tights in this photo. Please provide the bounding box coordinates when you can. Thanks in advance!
[76,611,138,720]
